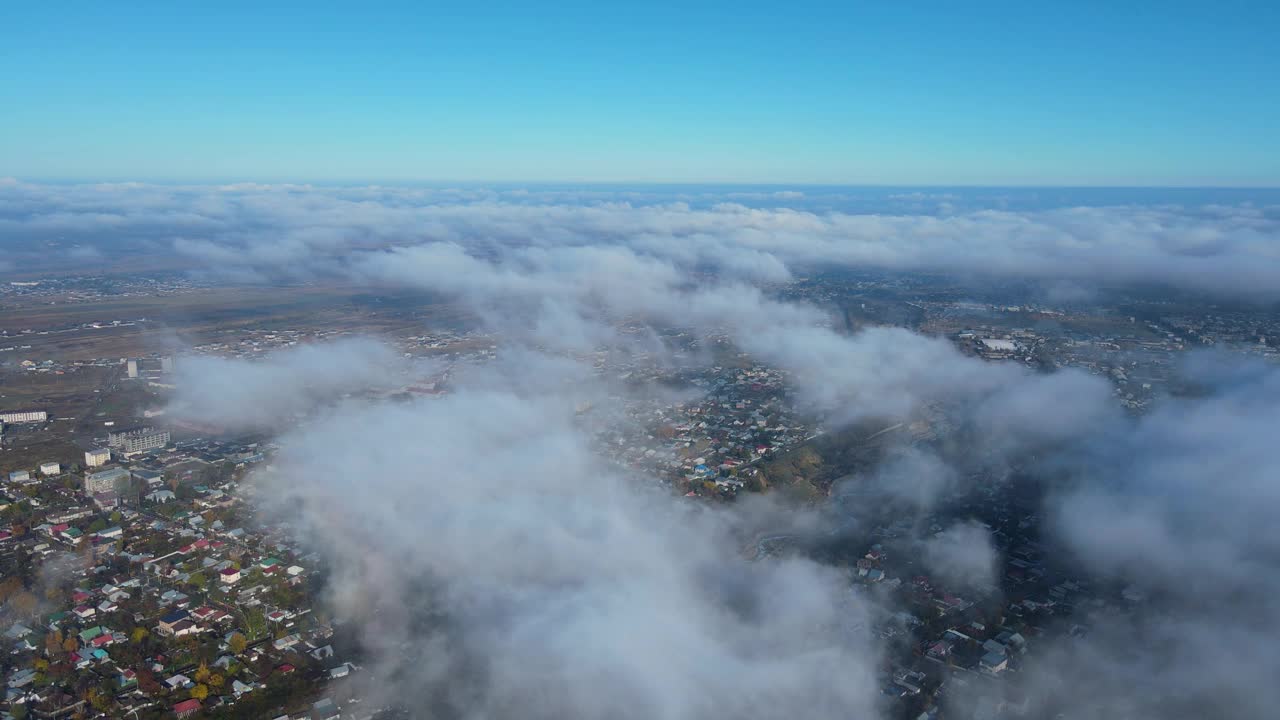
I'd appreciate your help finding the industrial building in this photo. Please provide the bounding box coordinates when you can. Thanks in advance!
[108,427,171,455]
[0,410,47,424]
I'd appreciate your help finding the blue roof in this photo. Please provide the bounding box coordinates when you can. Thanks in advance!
[159,608,189,624]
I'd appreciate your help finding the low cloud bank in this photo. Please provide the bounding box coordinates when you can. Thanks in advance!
[167,338,404,430]
[2,180,1279,299]
[129,178,1280,717]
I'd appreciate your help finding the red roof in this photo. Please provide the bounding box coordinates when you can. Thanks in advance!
[173,699,201,712]
[219,567,239,576]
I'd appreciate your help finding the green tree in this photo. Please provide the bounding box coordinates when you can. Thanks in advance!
[109,510,123,524]
[243,607,267,640]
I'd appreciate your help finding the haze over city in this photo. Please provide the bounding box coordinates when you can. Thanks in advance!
[1,3,1278,720]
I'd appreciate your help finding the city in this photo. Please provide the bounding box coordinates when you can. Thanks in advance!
[3,3,1279,719]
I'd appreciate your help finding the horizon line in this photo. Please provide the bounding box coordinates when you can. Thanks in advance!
[7,176,1280,191]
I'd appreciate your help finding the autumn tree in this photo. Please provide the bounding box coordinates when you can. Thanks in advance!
[86,687,112,713]
[137,668,161,696]
[0,575,22,602]
[63,636,78,654]
[228,632,247,655]
[131,627,149,644]
[11,590,38,617]
[45,630,64,655]
[190,683,209,700]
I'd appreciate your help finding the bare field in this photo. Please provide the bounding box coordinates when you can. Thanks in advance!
[1,284,473,361]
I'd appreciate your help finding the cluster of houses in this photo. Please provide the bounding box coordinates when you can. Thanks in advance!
[1,437,362,719]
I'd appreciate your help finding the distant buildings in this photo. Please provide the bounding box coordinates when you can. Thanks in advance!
[126,359,139,378]
[0,410,47,423]
[85,467,130,495]
[0,537,25,575]
[8,470,30,483]
[39,461,61,476]
[85,448,112,467]
[108,427,170,455]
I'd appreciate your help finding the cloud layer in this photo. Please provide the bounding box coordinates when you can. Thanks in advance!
[115,178,1280,718]
[3,180,1280,299]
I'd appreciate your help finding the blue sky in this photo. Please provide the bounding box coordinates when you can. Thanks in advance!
[2,1,1278,185]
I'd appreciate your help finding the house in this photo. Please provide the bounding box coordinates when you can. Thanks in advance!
[168,620,198,638]
[273,633,301,651]
[165,674,193,691]
[174,698,202,718]
[74,648,98,669]
[146,489,176,503]
[311,645,335,660]
[219,567,241,585]
[981,651,1009,674]
[8,668,37,688]
[312,698,340,720]
[72,605,96,620]
[191,606,230,623]
[95,525,123,540]
[926,640,952,660]
[159,590,190,607]
[158,608,190,635]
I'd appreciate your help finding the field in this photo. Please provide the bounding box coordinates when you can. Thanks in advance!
[0,283,473,361]
[0,281,476,475]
